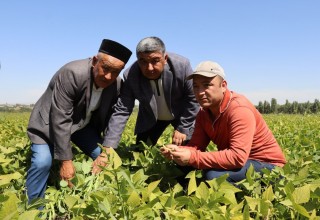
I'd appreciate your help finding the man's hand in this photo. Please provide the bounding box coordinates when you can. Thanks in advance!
[172,130,187,146]
[171,147,191,166]
[60,160,76,188]
[160,144,178,160]
[92,147,110,174]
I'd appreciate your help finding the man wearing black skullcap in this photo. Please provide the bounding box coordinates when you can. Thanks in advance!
[26,39,132,204]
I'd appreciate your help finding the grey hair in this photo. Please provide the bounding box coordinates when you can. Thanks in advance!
[136,36,166,57]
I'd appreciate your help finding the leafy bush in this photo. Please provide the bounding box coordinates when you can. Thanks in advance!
[0,113,320,219]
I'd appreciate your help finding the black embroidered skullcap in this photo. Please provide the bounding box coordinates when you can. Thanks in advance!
[99,39,132,63]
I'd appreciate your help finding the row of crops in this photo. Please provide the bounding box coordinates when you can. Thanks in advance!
[0,112,320,219]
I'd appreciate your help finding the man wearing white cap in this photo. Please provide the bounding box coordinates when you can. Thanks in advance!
[161,61,286,183]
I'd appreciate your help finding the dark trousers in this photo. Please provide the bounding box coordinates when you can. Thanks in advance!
[136,120,172,145]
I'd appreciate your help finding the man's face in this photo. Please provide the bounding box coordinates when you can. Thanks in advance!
[192,75,226,110]
[137,51,167,80]
[92,54,125,88]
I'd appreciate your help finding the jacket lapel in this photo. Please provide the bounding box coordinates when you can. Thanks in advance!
[162,64,172,111]
[140,72,157,119]
[86,60,93,111]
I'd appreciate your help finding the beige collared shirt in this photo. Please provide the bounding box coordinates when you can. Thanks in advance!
[150,78,174,121]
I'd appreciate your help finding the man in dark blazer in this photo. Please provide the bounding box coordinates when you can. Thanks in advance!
[26,39,132,203]
[104,36,199,149]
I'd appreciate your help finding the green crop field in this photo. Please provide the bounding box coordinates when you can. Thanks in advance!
[1,112,320,219]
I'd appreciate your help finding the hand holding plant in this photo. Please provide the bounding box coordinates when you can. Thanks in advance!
[60,160,75,188]
[92,147,110,174]
[160,144,177,160]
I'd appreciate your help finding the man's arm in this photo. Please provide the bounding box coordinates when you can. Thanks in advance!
[50,67,79,161]
[174,60,199,135]
[188,107,256,170]
[102,70,135,148]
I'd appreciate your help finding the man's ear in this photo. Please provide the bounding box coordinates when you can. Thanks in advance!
[92,56,98,67]
[222,80,227,92]
[164,53,168,63]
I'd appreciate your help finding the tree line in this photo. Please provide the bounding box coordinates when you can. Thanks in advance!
[0,100,319,114]
[256,98,320,114]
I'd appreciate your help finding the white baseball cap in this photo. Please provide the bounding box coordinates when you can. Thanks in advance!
[187,61,225,80]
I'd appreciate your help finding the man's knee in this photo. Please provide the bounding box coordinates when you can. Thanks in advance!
[32,155,52,172]
[90,147,101,160]
[205,170,228,180]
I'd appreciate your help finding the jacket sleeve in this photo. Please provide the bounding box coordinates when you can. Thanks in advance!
[175,60,199,135]
[50,68,81,160]
[102,69,135,148]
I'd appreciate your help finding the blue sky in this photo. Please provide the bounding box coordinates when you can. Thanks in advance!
[0,1,319,105]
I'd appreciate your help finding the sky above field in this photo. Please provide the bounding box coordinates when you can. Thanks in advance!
[0,1,319,105]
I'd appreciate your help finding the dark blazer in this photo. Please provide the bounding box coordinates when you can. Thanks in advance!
[27,58,121,160]
[103,52,199,148]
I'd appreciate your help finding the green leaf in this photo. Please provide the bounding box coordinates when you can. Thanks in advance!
[60,180,68,187]
[195,182,209,201]
[81,161,91,174]
[148,192,158,202]
[245,164,255,185]
[0,193,19,220]
[132,169,148,185]
[172,183,183,195]
[223,191,238,205]
[147,179,161,194]
[127,190,141,208]
[119,170,136,191]
[244,196,259,210]
[219,181,242,193]
[242,204,250,220]
[187,171,197,195]
[292,203,310,218]
[0,155,12,164]
[297,165,309,179]
[164,193,175,208]
[0,172,22,186]
[260,199,272,218]
[65,195,78,209]
[280,199,292,207]
[18,210,40,220]
[229,200,245,215]
[262,185,275,201]
[109,148,122,169]
[292,184,310,204]
[284,182,295,201]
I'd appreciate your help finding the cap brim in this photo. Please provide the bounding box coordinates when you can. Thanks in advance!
[186,72,218,80]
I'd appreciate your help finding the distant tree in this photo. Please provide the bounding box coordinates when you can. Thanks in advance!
[271,98,278,114]
[283,99,291,114]
[263,101,271,114]
[304,101,311,114]
[298,103,305,114]
[290,101,299,114]
[257,101,264,113]
[255,99,320,114]
[311,99,319,113]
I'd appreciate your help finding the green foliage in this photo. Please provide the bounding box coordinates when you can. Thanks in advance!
[256,98,320,114]
[0,113,320,219]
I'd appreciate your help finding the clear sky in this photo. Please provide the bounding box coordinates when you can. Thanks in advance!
[0,1,319,105]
